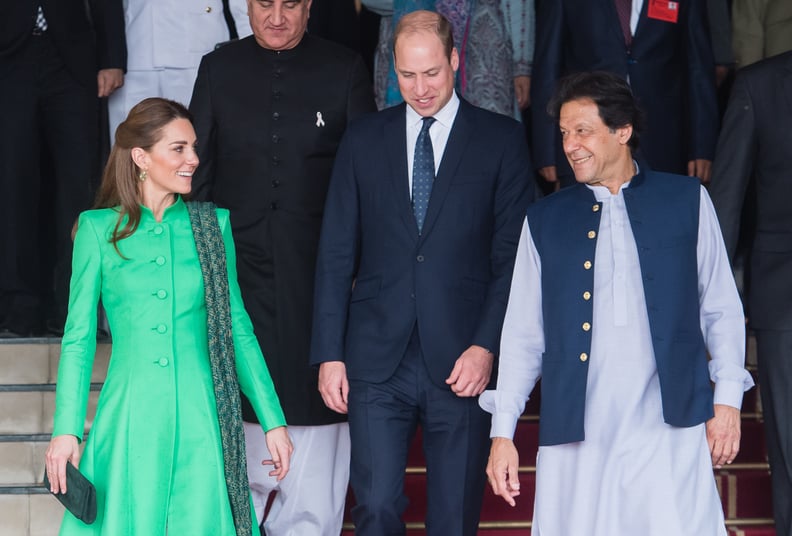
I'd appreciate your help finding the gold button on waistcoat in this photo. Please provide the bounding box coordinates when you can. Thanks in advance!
[582,322,591,331]
[588,230,596,239]
[580,352,589,362]
[584,260,592,270]
[592,204,600,212]
[583,291,591,300]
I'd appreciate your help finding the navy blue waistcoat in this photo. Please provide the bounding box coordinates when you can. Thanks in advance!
[526,169,714,446]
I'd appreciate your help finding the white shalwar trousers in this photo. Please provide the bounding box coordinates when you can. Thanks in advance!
[244,422,351,536]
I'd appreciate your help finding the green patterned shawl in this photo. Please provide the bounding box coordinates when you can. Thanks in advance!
[186,201,252,536]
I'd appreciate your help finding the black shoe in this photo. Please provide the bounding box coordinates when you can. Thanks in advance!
[0,325,36,338]
[44,318,65,338]
[0,327,27,338]
[0,317,40,338]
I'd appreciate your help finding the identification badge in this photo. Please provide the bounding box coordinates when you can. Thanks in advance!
[648,0,679,23]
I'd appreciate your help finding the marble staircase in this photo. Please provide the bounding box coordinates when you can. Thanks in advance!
[0,338,775,535]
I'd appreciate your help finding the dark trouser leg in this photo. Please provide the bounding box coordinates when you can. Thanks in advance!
[348,327,492,536]
[347,333,422,536]
[37,35,98,331]
[755,329,792,536]
[347,378,417,536]
[421,362,491,536]
[0,39,42,332]
[0,34,98,334]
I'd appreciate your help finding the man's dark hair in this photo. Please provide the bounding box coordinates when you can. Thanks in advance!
[548,71,645,152]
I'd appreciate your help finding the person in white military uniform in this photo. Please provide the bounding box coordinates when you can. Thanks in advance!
[108,0,250,140]
[480,71,755,535]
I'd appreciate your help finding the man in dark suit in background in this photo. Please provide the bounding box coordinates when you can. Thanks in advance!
[0,1,126,336]
[308,0,361,52]
[710,50,792,536]
[531,0,718,188]
[189,0,375,533]
[310,11,533,535]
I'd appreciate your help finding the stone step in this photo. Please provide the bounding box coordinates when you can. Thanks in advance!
[0,341,108,439]
[340,520,778,535]
[0,389,100,436]
[0,341,110,386]
[0,337,769,536]
[8,505,776,536]
[0,493,64,536]
[0,342,52,385]
[339,512,777,533]
[716,468,776,520]
[338,464,773,523]
[727,525,780,536]
[0,439,49,487]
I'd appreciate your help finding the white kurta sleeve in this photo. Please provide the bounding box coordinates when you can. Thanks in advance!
[697,186,755,408]
[479,218,545,439]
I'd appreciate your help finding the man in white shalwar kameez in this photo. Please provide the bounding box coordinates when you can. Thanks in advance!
[480,71,755,535]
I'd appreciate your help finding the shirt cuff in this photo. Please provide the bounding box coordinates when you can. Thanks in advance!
[490,411,520,439]
[480,390,522,438]
[713,379,751,409]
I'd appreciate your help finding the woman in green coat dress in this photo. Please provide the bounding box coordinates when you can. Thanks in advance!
[44,98,293,535]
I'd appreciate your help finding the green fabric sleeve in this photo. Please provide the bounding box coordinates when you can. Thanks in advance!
[218,209,287,431]
[52,213,102,440]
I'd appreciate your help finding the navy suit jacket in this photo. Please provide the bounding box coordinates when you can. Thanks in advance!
[531,0,718,176]
[0,0,126,88]
[710,51,792,330]
[310,98,533,387]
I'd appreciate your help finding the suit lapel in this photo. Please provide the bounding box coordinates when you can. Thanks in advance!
[420,100,471,239]
[384,104,420,236]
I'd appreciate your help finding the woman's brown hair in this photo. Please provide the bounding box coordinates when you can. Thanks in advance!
[89,97,192,253]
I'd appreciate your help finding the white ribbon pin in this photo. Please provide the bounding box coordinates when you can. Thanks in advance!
[316,112,325,127]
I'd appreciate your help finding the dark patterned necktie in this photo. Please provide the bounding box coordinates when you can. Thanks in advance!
[34,6,48,33]
[615,0,632,47]
[412,116,436,233]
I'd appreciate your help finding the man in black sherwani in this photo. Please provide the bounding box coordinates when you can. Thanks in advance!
[189,1,376,533]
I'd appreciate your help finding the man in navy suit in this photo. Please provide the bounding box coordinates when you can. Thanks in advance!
[710,50,792,536]
[531,0,718,188]
[0,1,126,336]
[310,10,533,535]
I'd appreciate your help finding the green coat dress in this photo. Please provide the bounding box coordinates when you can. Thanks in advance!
[52,197,286,534]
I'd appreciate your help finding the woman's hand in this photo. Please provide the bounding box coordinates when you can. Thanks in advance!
[262,426,293,481]
[45,435,81,494]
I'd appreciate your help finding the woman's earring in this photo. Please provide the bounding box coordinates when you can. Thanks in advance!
[138,170,147,182]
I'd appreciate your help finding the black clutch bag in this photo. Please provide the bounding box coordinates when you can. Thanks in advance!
[43,462,97,524]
